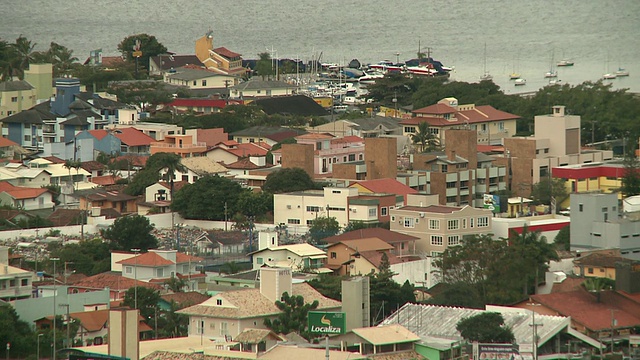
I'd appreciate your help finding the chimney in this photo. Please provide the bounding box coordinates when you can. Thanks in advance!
[259,267,292,303]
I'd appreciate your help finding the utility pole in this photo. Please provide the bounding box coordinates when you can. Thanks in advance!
[64,262,74,285]
[131,249,141,310]
[51,257,60,360]
[59,304,70,348]
[224,202,228,231]
[528,303,543,360]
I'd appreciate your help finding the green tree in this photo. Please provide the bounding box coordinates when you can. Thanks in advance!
[147,153,187,201]
[122,286,161,326]
[530,178,568,207]
[456,312,515,344]
[0,304,35,358]
[307,274,344,301]
[506,226,559,297]
[308,216,340,244]
[342,220,390,232]
[0,39,18,80]
[156,300,189,338]
[620,143,640,198]
[49,238,111,276]
[164,277,187,293]
[255,52,273,80]
[553,225,570,251]
[171,175,245,220]
[411,121,440,152]
[236,190,273,219]
[263,292,319,340]
[125,168,161,196]
[369,271,415,325]
[263,167,317,194]
[9,35,37,79]
[117,34,168,76]
[100,214,158,251]
[428,282,485,309]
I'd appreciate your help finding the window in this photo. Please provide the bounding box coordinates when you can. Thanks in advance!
[21,279,28,286]
[587,268,594,274]
[156,268,164,277]
[196,320,204,335]
[391,216,395,222]
[446,181,457,188]
[368,208,377,217]
[462,218,467,228]
[330,252,337,259]
[470,217,474,228]
[602,207,608,212]
[307,206,321,212]
[193,80,197,86]
[9,280,16,287]
[477,217,489,227]
[202,80,207,86]
[381,207,388,216]
[125,266,132,274]
[11,96,18,102]
[216,299,222,305]
[431,251,442,257]
[448,235,460,246]
[287,219,301,225]
[24,135,31,142]
[306,220,313,226]
[441,164,448,172]
[257,257,263,264]
[348,154,356,161]
[220,322,228,336]
[447,219,459,230]
[428,219,439,230]
[579,204,583,212]
[183,264,189,273]
[404,217,415,228]
[431,236,443,246]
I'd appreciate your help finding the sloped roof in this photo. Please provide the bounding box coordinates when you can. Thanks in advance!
[358,250,403,269]
[156,181,189,193]
[253,243,326,257]
[406,104,519,127]
[160,292,210,309]
[0,80,34,91]
[47,208,84,226]
[180,157,228,175]
[116,252,174,267]
[413,103,457,115]
[113,127,156,146]
[234,328,285,343]
[224,157,273,170]
[324,228,419,244]
[80,160,105,172]
[352,324,420,345]
[531,290,640,331]
[332,238,394,252]
[213,47,241,59]
[382,303,573,348]
[166,66,229,81]
[0,181,48,199]
[150,54,203,71]
[0,137,18,147]
[90,175,119,186]
[573,252,634,268]
[177,282,341,319]
[70,272,162,291]
[350,178,418,197]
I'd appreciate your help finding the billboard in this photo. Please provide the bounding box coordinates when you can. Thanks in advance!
[483,194,501,213]
[308,311,346,335]
[478,343,521,360]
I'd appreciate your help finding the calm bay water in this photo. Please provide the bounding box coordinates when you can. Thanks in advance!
[2,0,639,93]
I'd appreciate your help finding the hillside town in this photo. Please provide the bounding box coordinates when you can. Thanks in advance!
[0,31,639,360]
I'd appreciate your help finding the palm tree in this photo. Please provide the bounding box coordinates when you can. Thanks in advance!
[508,225,559,295]
[410,121,440,152]
[10,35,37,79]
[153,153,187,201]
[48,42,79,77]
[0,39,18,81]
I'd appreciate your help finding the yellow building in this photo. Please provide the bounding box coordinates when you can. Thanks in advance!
[572,250,633,280]
[553,161,626,205]
[0,81,37,120]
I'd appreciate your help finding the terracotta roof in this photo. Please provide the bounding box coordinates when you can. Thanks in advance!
[213,47,241,59]
[87,128,155,146]
[81,161,105,171]
[324,228,419,244]
[177,282,341,319]
[0,182,48,199]
[157,181,189,193]
[70,272,162,291]
[350,178,418,197]
[550,276,585,293]
[168,99,232,109]
[90,175,120,186]
[117,252,175,267]
[404,105,519,127]
[160,292,210,309]
[48,208,84,226]
[573,252,634,268]
[296,133,334,140]
[477,144,505,153]
[332,238,394,252]
[224,157,271,170]
[100,56,125,68]
[115,154,148,167]
[0,138,18,147]
[175,253,204,264]
[413,103,456,115]
[531,289,640,331]
[211,143,270,158]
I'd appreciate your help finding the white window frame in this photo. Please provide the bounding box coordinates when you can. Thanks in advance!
[431,235,443,246]
[447,219,459,230]
[404,217,415,228]
[429,219,440,230]
[478,217,489,227]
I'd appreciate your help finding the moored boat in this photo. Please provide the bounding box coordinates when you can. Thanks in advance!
[615,67,629,77]
[544,70,558,78]
[557,59,574,67]
[509,72,521,80]
[514,78,526,86]
[602,73,617,80]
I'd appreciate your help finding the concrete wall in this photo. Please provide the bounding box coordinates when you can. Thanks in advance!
[390,258,437,288]
[364,137,396,180]
[281,143,315,178]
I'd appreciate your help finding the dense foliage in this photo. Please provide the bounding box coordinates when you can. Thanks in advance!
[171,175,245,220]
[431,230,558,306]
[117,33,168,76]
[308,216,341,243]
[264,292,319,340]
[456,312,515,344]
[100,214,159,251]
[263,167,318,194]
[48,238,111,276]
[530,178,569,207]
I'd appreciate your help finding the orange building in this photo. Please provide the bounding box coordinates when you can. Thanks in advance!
[150,134,207,158]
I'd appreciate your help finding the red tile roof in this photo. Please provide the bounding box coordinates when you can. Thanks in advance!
[226,143,269,157]
[81,160,105,171]
[224,157,272,170]
[42,155,66,164]
[88,128,156,146]
[70,272,162,291]
[413,103,456,115]
[213,47,241,59]
[194,128,230,147]
[161,292,210,309]
[531,290,640,331]
[359,250,403,269]
[115,154,148,167]
[477,144,505,153]
[175,253,204,264]
[90,175,120,186]
[117,252,175,266]
[324,228,419,244]
[157,181,189,193]
[404,105,520,127]
[0,137,18,147]
[0,182,48,199]
[350,178,418,197]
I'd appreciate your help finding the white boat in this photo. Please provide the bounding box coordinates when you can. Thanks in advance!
[557,59,574,67]
[602,73,617,80]
[514,78,526,86]
[549,79,562,85]
[480,72,493,81]
[408,65,439,76]
[615,67,629,77]
[368,60,403,73]
[480,42,492,81]
[358,72,384,84]
[544,70,558,78]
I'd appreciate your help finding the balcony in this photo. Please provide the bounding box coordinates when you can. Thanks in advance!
[151,141,207,149]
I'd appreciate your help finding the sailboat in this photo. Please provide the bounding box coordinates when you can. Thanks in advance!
[509,55,520,80]
[480,43,492,81]
[602,51,617,80]
[545,49,558,78]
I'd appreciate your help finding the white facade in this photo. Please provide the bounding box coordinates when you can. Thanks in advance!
[273,187,359,227]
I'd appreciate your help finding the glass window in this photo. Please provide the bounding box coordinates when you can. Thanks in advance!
[368,208,377,217]
[447,235,460,246]
[381,207,388,216]
[404,217,414,228]
[431,236,443,246]
[429,219,439,230]
[477,217,489,227]
[447,219,459,230]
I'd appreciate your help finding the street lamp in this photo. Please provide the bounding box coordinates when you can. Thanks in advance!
[131,249,141,310]
[37,333,43,360]
[527,303,543,360]
[51,257,60,360]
